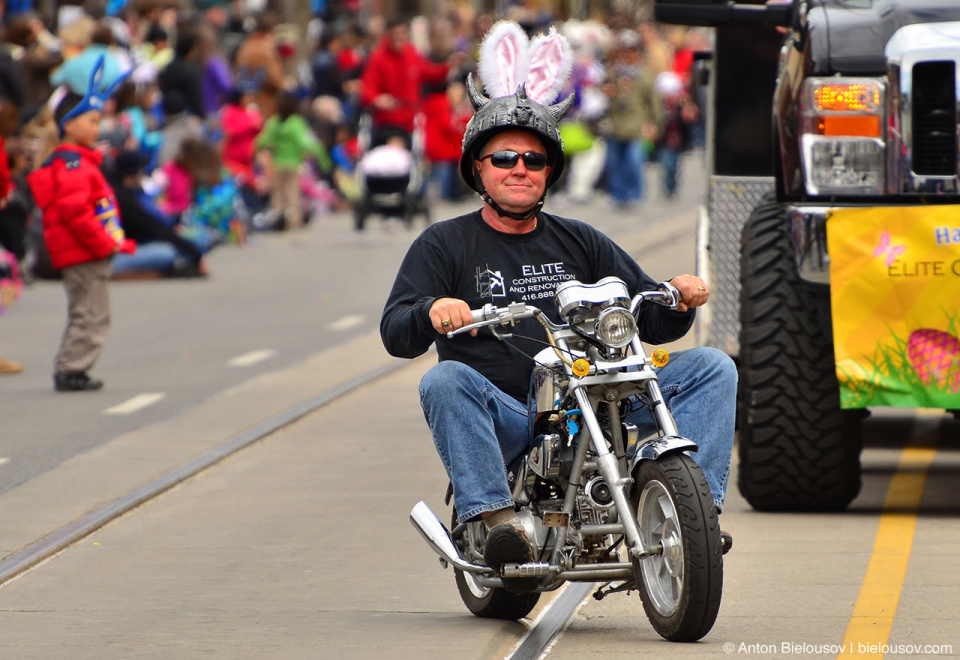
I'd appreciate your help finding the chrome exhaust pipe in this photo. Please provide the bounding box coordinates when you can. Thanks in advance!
[410,501,488,574]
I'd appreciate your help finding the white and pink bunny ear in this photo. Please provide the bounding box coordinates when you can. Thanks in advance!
[477,21,530,98]
[526,27,574,105]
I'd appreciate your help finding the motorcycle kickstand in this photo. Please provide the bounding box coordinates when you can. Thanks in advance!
[592,579,637,601]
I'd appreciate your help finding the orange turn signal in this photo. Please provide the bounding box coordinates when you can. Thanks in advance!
[813,83,882,113]
[651,349,670,368]
[572,358,590,378]
[816,115,882,137]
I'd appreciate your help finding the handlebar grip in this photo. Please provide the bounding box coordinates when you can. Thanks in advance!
[471,309,485,324]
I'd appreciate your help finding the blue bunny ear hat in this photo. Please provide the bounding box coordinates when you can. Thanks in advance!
[54,54,132,137]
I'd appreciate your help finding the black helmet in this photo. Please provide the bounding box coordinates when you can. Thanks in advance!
[459,74,574,193]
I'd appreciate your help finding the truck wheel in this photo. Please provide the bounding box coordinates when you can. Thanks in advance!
[737,194,863,511]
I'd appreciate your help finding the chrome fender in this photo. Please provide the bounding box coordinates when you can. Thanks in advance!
[629,435,700,475]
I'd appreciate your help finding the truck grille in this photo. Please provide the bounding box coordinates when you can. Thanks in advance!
[911,61,957,176]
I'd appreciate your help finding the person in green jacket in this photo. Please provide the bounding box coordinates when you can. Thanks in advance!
[601,39,662,208]
[255,91,332,230]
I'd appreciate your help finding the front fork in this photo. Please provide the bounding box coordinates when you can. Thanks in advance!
[558,336,677,561]
[572,387,647,557]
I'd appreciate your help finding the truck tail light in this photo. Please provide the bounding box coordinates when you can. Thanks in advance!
[801,78,887,195]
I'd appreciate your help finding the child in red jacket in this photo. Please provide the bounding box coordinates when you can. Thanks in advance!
[0,133,24,375]
[27,62,134,392]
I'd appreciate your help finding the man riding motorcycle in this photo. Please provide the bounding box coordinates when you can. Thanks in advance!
[380,22,736,594]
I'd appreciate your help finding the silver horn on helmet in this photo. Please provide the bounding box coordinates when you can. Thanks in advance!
[466,73,489,111]
[466,73,574,120]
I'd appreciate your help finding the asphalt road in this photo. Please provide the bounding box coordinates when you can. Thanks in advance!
[3,154,957,660]
[0,155,704,511]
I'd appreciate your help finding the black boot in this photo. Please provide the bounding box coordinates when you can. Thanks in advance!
[720,531,733,555]
[54,372,104,392]
[484,524,537,594]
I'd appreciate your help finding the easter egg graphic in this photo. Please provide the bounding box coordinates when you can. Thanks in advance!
[907,329,960,393]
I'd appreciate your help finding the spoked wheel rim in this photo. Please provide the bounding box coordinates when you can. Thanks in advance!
[458,523,491,599]
[461,571,491,599]
[637,479,684,617]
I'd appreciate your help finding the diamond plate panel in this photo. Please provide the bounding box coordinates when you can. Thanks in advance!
[700,176,775,358]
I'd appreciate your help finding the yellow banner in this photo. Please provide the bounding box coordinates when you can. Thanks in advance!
[827,206,960,409]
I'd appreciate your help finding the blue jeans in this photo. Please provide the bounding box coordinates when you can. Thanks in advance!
[605,138,645,204]
[112,241,204,275]
[430,161,462,201]
[112,242,180,274]
[419,348,736,523]
[656,146,680,197]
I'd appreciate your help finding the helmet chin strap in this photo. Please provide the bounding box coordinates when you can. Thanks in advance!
[481,190,545,221]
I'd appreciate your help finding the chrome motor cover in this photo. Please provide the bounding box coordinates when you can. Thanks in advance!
[554,277,631,325]
[528,347,566,433]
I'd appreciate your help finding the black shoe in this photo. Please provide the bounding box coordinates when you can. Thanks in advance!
[54,372,104,392]
[720,531,733,555]
[484,524,537,594]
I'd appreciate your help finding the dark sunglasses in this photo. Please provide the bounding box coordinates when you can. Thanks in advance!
[479,150,549,171]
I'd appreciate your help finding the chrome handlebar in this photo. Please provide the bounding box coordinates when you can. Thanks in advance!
[629,281,681,314]
[446,281,681,339]
[447,302,542,338]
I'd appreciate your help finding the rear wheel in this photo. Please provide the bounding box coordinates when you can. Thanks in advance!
[738,194,863,511]
[451,510,540,620]
[631,454,722,642]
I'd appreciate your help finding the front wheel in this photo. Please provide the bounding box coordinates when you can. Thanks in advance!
[630,454,723,642]
[451,510,540,620]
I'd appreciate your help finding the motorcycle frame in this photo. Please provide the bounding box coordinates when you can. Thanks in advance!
[411,286,700,589]
[519,329,698,582]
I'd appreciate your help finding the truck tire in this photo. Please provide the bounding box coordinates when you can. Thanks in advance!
[737,194,863,511]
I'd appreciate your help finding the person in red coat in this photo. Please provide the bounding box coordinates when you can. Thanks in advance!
[422,80,472,201]
[0,133,24,375]
[359,18,462,136]
[27,82,134,391]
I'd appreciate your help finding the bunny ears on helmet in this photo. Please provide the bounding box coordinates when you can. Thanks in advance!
[475,21,573,106]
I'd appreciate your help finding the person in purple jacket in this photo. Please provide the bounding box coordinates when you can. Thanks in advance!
[196,23,233,119]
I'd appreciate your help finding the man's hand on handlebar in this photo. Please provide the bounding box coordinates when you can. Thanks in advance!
[668,274,710,313]
[430,298,478,336]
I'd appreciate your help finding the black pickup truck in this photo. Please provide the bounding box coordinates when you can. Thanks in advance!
[656,0,960,511]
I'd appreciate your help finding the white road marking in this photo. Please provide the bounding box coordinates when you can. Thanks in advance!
[0,457,9,467]
[104,393,166,415]
[227,349,277,368]
[328,315,365,331]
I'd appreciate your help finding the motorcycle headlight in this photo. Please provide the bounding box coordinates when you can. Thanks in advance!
[595,307,637,349]
[800,78,886,195]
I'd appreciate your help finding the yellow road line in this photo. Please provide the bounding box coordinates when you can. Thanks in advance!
[837,415,940,660]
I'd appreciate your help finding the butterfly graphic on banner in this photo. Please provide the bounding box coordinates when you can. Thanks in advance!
[874,230,906,267]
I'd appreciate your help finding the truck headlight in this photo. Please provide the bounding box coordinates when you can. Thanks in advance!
[800,78,886,195]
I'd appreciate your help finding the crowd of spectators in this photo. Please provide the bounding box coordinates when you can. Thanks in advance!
[0,0,707,374]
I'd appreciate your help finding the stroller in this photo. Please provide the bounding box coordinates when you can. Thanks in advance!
[352,113,431,231]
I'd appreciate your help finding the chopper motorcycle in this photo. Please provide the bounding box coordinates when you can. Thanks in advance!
[409,276,724,642]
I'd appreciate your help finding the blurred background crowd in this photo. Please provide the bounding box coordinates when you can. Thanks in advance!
[0,0,708,370]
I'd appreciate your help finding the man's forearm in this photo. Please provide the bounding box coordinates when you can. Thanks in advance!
[380,297,437,359]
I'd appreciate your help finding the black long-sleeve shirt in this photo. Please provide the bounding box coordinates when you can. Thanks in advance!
[380,210,694,402]
[112,183,202,263]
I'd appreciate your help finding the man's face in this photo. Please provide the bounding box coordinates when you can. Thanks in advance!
[475,130,552,214]
[63,110,102,149]
[388,24,409,50]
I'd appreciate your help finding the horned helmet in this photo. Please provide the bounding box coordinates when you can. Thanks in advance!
[459,21,575,194]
